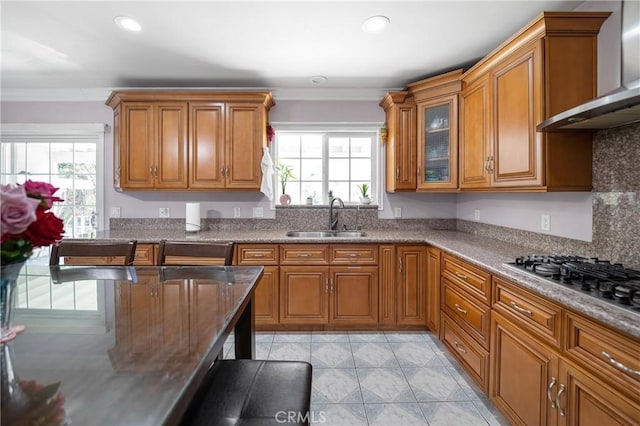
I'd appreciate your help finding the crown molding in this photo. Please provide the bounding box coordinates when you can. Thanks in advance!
[1,86,399,102]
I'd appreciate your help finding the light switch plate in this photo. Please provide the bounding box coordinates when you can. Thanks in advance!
[159,207,170,218]
[110,207,121,218]
[541,214,551,231]
[253,207,263,218]
[474,209,480,221]
[394,207,402,218]
[234,207,241,218]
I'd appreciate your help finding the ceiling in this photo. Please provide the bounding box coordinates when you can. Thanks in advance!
[1,0,587,101]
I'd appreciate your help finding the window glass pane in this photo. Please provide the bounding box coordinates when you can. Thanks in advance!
[74,282,98,310]
[328,182,350,201]
[328,159,349,180]
[328,138,349,158]
[1,143,27,177]
[300,159,322,181]
[286,181,301,204]
[278,134,301,158]
[26,278,51,309]
[300,134,323,157]
[52,282,75,310]
[26,143,50,174]
[351,159,371,180]
[51,143,74,174]
[351,138,371,157]
[301,182,322,203]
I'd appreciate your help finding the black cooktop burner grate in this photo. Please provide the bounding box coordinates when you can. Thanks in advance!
[507,255,640,311]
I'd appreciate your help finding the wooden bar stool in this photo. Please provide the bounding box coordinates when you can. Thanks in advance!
[49,240,137,266]
[157,240,234,266]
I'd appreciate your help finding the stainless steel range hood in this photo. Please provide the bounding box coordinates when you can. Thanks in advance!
[538,0,640,132]
[536,87,640,131]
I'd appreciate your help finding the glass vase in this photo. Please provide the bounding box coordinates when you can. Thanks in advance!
[0,261,25,343]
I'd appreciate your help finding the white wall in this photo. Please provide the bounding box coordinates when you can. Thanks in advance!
[456,193,593,241]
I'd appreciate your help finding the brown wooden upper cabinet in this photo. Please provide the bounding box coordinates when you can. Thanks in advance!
[408,69,462,191]
[459,12,610,191]
[106,91,275,191]
[379,91,417,191]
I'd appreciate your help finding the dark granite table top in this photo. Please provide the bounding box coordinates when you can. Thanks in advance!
[3,265,262,426]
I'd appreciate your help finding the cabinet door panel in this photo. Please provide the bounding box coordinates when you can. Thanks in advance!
[560,360,640,426]
[155,103,188,189]
[460,75,491,188]
[426,247,441,333]
[378,245,396,325]
[330,267,378,325]
[254,266,279,324]
[397,246,426,325]
[189,102,225,189]
[280,267,328,324]
[121,103,155,188]
[492,42,543,187]
[491,311,557,426]
[226,103,263,189]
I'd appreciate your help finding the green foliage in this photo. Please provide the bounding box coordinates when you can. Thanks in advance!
[358,183,369,198]
[276,162,295,194]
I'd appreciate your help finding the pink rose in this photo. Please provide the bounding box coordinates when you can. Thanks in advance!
[23,180,63,208]
[1,185,40,237]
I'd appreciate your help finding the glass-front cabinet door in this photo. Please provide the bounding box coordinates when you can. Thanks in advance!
[416,94,458,190]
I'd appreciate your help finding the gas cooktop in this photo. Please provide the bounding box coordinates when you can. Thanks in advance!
[504,255,640,312]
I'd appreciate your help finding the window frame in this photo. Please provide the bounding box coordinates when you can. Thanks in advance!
[0,123,107,327]
[271,123,383,208]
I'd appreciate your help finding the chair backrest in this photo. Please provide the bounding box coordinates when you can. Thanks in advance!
[49,240,138,266]
[157,240,234,266]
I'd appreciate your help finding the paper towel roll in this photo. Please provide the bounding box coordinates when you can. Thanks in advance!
[185,203,201,232]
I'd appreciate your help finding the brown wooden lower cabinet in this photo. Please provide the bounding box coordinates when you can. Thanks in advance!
[397,245,426,325]
[490,310,557,426]
[426,246,441,334]
[558,358,640,426]
[442,313,489,392]
[253,266,279,324]
[279,266,328,324]
[491,310,640,426]
[279,266,378,326]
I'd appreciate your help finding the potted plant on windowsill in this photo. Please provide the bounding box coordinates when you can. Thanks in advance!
[276,162,295,205]
[357,183,371,205]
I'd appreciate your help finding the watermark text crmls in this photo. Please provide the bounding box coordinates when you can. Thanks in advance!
[275,410,326,424]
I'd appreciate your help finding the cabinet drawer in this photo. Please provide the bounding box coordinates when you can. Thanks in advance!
[442,314,489,392]
[565,311,640,393]
[236,244,278,265]
[442,280,490,349]
[63,256,111,265]
[280,244,329,265]
[330,245,378,265]
[492,276,562,349]
[442,253,491,304]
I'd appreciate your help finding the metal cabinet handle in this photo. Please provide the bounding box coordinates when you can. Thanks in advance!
[602,351,640,376]
[396,167,400,179]
[348,253,361,257]
[149,166,154,176]
[330,279,334,293]
[484,157,490,173]
[399,258,403,273]
[453,341,467,354]
[325,278,329,293]
[297,253,312,257]
[556,384,566,416]
[225,166,230,176]
[510,301,533,316]
[252,253,266,258]
[547,377,557,408]
[454,303,468,315]
[454,271,468,280]
[487,155,494,173]
[221,167,226,177]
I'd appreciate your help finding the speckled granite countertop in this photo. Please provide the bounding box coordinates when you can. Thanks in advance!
[94,228,640,339]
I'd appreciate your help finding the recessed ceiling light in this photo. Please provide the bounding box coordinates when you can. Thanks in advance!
[311,76,328,85]
[114,16,142,32]
[362,15,390,33]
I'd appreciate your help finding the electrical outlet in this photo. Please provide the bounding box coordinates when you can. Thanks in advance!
[541,214,551,231]
[159,207,170,218]
[474,209,480,221]
[110,207,121,218]
[253,207,263,218]
[234,207,241,218]
[394,207,402,218]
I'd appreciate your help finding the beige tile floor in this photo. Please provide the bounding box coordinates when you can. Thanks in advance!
[225,331,509,426]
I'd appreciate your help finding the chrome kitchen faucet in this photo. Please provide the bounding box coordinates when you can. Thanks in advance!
[329,197,344,230]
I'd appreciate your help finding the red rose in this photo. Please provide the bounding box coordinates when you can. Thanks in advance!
[22,209,65,247]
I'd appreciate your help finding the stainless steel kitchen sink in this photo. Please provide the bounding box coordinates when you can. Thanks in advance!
[286,230,367,238]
